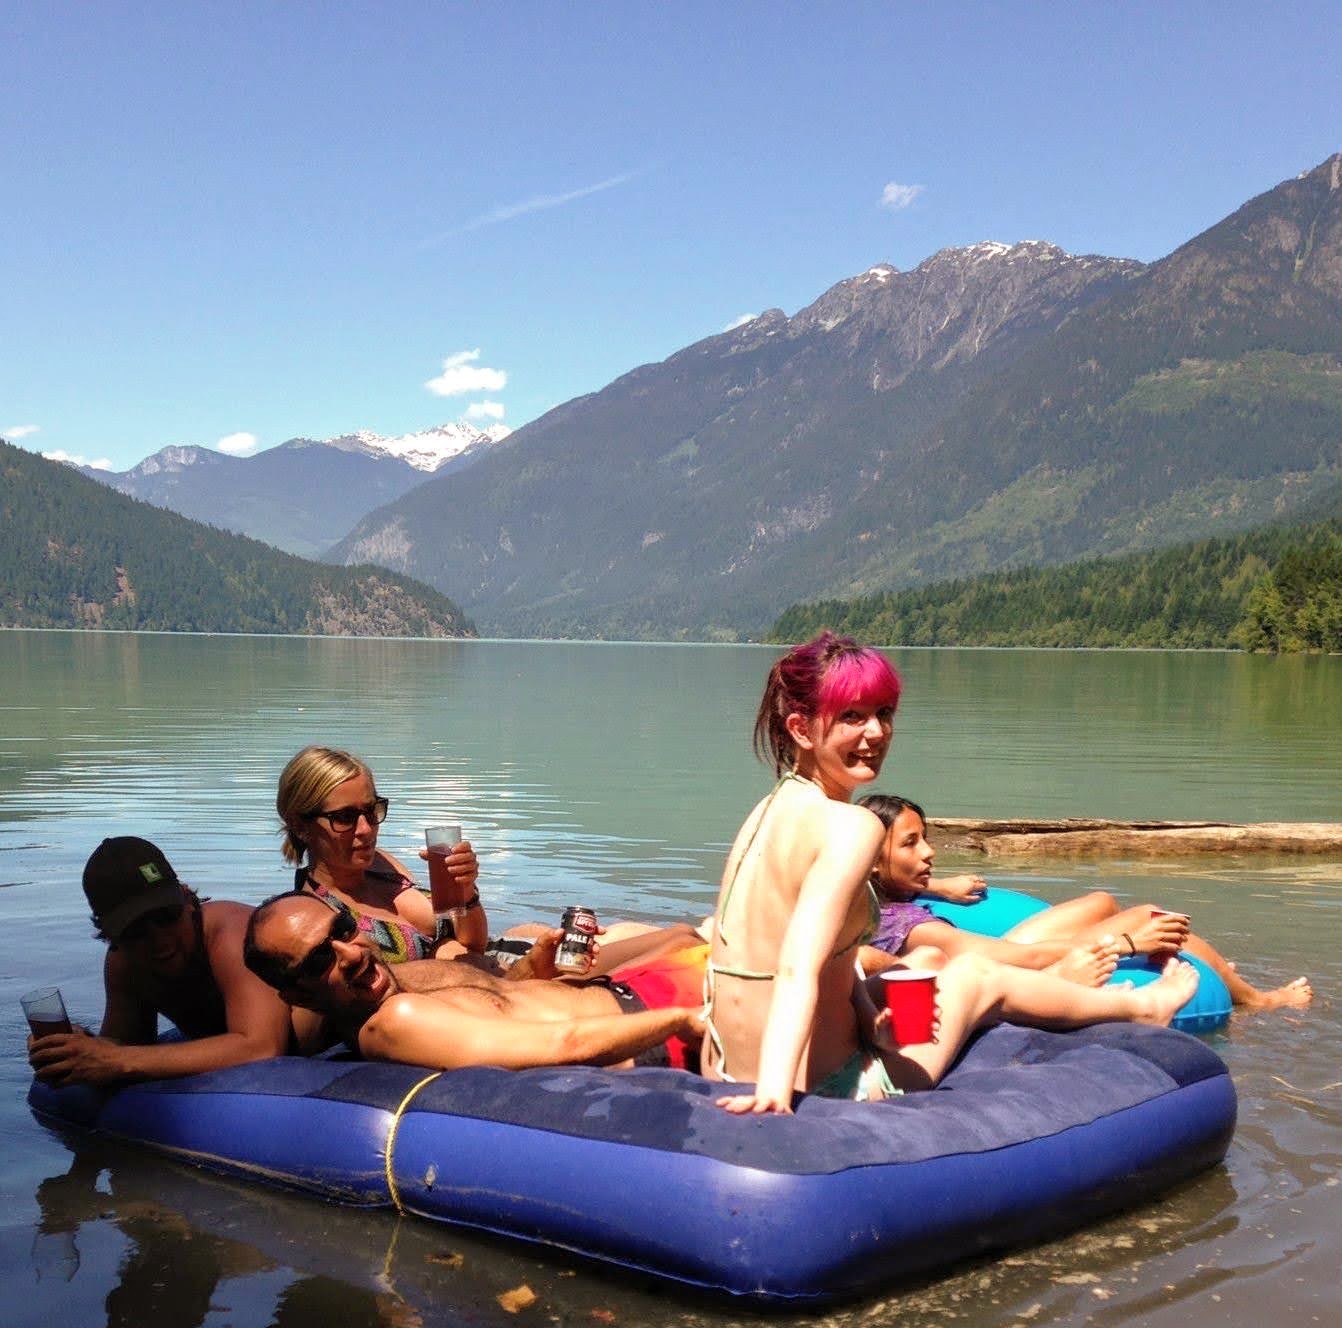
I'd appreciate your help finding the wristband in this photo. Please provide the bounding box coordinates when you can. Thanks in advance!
[1121,932,1136,957]
[445,890,481,920]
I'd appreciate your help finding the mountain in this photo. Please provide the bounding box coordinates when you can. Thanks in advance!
[330,240,1144,637]
[87,422,510,558]
[0,438,475,637]
[348,154,1342,638]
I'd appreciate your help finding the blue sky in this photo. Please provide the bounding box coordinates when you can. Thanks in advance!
[4,2,1339,471]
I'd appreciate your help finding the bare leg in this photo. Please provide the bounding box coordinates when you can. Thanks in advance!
[1178,933,1312,1011]
[502,920,664,943]
[1008,901,1189,958]
[593,924,705,976]
[870,952,1199,1091]
[1004,891,1122,944]
[1036,907,1309,1010]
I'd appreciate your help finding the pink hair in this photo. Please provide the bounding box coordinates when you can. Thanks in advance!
[753,632,901,774]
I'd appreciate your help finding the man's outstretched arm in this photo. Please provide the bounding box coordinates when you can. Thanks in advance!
[359,992,701,1071]
[29,907,293,1086]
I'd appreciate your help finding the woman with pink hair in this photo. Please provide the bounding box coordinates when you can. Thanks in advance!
[704,633,1199,1113]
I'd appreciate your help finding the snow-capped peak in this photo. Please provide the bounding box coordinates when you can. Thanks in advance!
[298,422,511,472]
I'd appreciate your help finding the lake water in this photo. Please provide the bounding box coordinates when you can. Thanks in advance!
[1,631,1338,1327]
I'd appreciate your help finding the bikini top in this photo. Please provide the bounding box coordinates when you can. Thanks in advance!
[294,865,452,964]
[709,772,881,983]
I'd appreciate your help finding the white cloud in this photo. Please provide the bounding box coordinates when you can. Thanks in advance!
[41,448,113,470]
[425,349,507,398]
[723,313,758,332]
[879,181,925,212]
[425,171,639,243]
[216,431,259,456]
[4,423,40,440]
[465,400,506,421]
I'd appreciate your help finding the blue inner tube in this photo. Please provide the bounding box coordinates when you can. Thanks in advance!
[925,887,1233,1033]
[29,1020,1236,1306]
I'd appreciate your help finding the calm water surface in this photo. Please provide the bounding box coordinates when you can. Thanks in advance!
[0,632,1338,1327]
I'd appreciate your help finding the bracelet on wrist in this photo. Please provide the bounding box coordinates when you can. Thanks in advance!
[445,890,481,919]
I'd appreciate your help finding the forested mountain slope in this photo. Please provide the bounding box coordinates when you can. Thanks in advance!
[772,489,1342,652]
[0,440,475,637]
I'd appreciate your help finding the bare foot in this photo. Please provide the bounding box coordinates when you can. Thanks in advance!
[1049,938,1120,988]
[1130,910,1191,956]
[1131,959,1200,1026]
[1239,976,1312,1012]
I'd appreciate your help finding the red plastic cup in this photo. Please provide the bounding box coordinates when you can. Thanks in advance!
[882,969,937,1046]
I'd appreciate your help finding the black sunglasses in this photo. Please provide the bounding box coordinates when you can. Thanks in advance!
[118,901,185,944]
[280,906,360,986]
[303,797,389,831]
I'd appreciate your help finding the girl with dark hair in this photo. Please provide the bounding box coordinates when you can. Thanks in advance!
[861,794,1312,1011]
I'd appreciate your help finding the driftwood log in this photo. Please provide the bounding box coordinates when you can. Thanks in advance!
[927,818,1342,858]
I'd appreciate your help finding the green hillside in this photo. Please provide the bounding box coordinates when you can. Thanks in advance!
[770,502,1342,652]
[0,440,475,637]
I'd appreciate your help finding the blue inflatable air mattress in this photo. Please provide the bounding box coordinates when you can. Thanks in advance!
[30,1021,1236,1306]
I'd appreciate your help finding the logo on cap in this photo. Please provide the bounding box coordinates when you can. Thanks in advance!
[139,862,164,884]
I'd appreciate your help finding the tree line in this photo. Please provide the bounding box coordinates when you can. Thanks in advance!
[771,512,1342,653]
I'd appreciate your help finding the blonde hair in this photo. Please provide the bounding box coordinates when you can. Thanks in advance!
[276,746,375,864]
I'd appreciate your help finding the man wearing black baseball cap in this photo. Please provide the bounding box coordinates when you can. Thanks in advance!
[28,836,301,1086]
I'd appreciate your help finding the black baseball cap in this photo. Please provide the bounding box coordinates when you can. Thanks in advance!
[82,836,184,939]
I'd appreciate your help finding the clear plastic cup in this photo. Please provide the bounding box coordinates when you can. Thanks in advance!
[21,987,71,1038]
[424,824,464,914]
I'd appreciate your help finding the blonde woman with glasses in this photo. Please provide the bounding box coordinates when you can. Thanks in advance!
[276,746,487,964]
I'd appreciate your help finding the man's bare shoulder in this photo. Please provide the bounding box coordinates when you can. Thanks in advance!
[358,989,448,1057]
[199,900,255,956]
[201,898,255,930]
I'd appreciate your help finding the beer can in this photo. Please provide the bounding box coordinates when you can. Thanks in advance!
[555,906,598,971]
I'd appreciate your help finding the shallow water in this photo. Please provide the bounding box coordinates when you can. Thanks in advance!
[0,632,1338,1326]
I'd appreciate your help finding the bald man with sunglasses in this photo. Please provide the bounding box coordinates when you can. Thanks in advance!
[29,837,310,1087]
[243,891,707,1072]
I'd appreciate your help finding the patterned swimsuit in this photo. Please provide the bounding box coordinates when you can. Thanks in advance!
[296,866,449,963]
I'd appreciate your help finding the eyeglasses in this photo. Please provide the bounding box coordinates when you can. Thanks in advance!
[118,901,185,944]
[304,797,389,831]
[279,906,360,986]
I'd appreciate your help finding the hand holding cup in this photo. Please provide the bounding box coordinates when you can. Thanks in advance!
[21,987,71,1039]
[880,969,938,1047]
[421,825,478,915]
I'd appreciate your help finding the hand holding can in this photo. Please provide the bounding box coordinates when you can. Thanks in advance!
[555,906,599,972]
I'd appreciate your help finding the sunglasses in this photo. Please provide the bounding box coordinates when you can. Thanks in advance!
[280,906,360,986]
[118,901,185,944]
[303,797,389,831]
